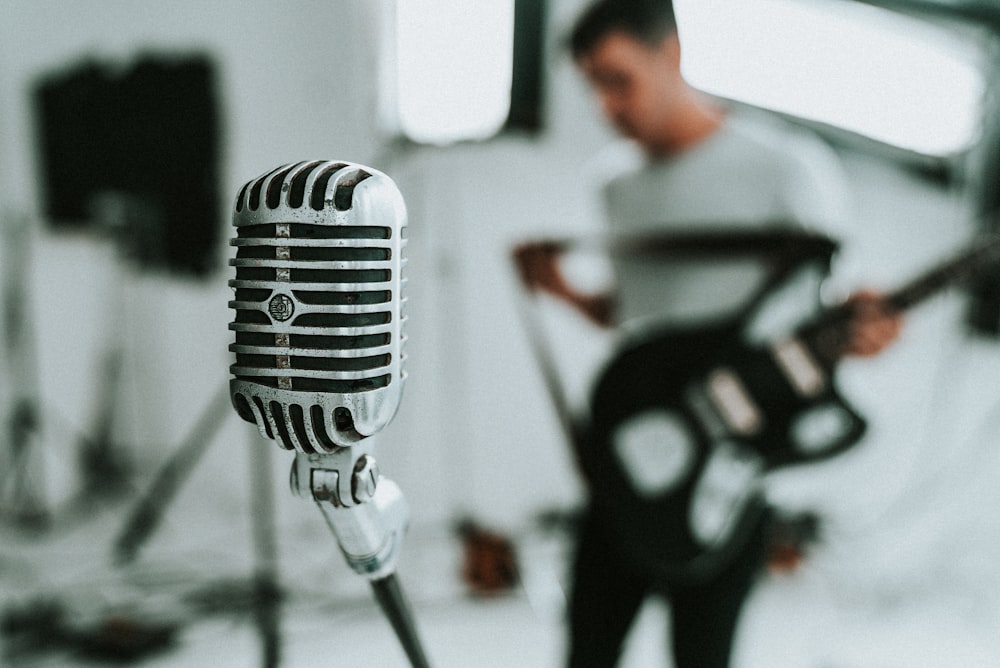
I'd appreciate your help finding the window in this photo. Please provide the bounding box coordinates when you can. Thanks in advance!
[674,0,987,156]
[392,0,516,145]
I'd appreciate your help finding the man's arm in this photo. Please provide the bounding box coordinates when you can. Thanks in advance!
[514,242,616,328]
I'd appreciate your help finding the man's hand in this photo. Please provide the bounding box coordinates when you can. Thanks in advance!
[844,289,903,357]
[513,241,615,327]
[513,241,566,296]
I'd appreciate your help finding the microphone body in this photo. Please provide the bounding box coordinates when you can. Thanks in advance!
[226,161,430,667]
[229,160,407,453]
[228,160,413,579]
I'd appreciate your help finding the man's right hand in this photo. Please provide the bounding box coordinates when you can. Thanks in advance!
[513,241,615,327]
[513,241,565,295]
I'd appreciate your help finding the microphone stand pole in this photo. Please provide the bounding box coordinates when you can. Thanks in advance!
[370,573,430,668]
[289,448,431,668]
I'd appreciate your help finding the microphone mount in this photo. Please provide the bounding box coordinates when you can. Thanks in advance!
[290,447,430,668]
[289,446,408,580]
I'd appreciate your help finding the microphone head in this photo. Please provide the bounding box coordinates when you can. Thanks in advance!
[228,160,407,452]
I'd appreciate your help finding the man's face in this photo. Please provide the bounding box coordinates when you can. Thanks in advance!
[577,30,682,149]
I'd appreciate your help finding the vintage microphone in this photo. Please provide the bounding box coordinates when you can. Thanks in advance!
[228,160,430,668]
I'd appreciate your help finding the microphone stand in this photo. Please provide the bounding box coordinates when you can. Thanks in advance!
[289,448,431,668]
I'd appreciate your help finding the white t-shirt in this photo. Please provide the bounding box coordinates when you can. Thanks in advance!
[598,108,852,337]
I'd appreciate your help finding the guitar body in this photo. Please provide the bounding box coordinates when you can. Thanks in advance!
[583,322,867,582]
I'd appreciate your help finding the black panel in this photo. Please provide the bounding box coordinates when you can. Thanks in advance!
[505,0,547,134]
[33,54,221,277]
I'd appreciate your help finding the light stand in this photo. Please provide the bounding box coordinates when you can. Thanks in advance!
[112,387,284,668]
[0,212,48,529]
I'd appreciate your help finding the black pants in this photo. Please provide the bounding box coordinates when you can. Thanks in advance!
[566,508,770,668]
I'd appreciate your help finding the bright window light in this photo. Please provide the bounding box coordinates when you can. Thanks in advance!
[674,0,987,156]
[395,0,515,145]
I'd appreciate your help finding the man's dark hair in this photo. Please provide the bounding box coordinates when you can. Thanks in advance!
[568,0,677,59]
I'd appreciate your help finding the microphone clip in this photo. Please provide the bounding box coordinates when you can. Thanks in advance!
[290,448,409,581]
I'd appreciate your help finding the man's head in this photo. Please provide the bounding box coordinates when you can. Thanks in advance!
[569,0,717,156]
[568,0,677,61]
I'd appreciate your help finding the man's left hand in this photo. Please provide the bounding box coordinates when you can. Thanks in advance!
[845,289,903,357]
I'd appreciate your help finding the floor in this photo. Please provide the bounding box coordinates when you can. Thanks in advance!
[3,445,1000,668]
[0,465,571,668]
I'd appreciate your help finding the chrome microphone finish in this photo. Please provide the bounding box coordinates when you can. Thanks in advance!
[228,160,407,452]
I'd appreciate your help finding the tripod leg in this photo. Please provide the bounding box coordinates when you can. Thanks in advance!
[113,386,232,563]
[1,214,49,528]
[1,400,49,529]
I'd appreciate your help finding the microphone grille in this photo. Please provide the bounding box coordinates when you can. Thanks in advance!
[228,160,407,452]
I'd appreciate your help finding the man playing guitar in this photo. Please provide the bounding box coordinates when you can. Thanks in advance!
[516,1,902,666]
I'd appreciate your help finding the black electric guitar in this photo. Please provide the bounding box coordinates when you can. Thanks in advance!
[579,232,1000,583]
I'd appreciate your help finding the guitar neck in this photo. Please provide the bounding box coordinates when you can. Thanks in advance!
[887,237,1000,311]
[803,233,1000,366]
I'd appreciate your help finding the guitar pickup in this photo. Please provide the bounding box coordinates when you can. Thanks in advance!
[705,368,764,437]
[771,338,827,398]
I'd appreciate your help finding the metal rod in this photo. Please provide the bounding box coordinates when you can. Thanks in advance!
[248,440,282,668]
[370,574,432,668]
